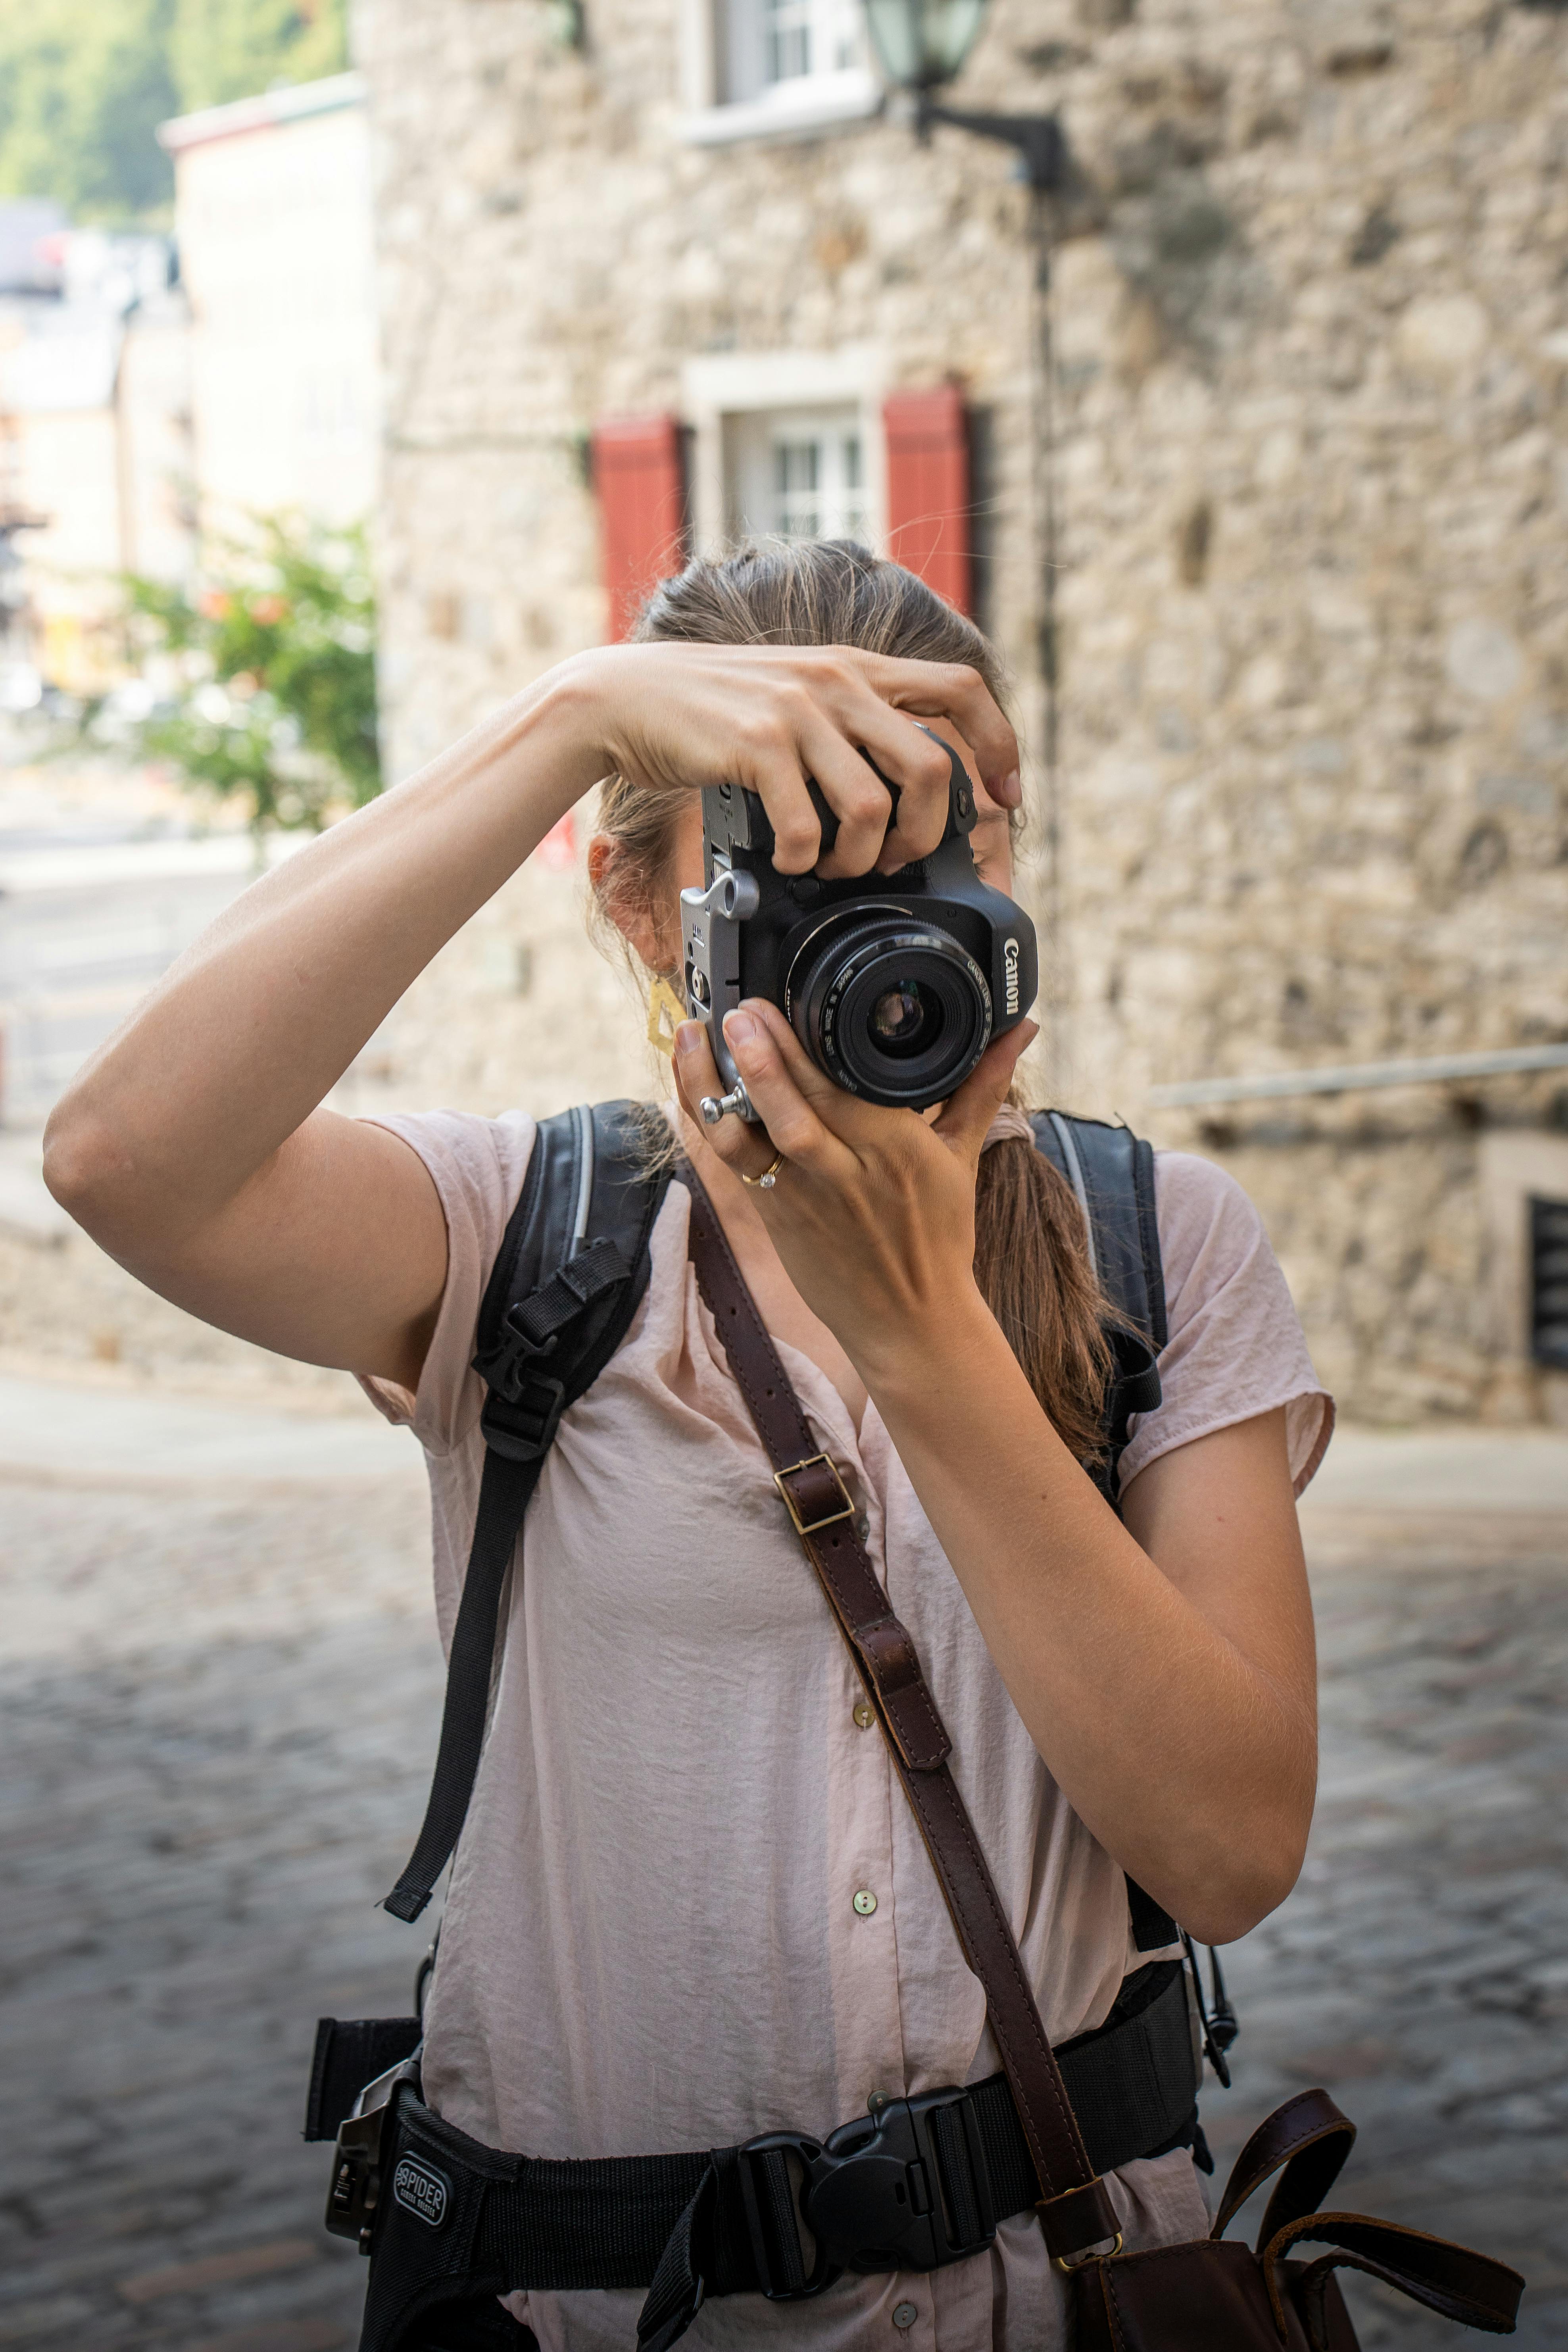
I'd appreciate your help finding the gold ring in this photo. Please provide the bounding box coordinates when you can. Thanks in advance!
[741,1150,786,1192]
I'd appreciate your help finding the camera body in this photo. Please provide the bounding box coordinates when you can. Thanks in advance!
[680,733,1038,1118]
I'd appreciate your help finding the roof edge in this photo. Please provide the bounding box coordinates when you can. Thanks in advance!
[157,69,365,154]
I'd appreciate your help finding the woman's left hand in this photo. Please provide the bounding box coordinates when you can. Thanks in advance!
[676,998,1318,1951]
[673,1000,1038,1378]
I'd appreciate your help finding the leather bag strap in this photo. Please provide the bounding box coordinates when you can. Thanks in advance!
[681,1168,1120,2263]
[1264,2214,1524,2342]
[1210,2086,1357,2246]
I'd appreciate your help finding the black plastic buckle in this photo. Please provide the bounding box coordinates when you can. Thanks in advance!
[473,1307,561,1406]
[738,2088,996,2296]
[478,1373,569,1464]
[807,2088,996,2274]
[736,2131,837,2302]
[325,2104,387,2252]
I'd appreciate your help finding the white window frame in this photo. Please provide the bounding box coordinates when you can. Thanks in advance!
[682,347,887,557]
[728,406,872,546]
[677,0,881,146]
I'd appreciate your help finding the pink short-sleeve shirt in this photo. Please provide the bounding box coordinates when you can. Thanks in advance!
[361,1113,1331,2352]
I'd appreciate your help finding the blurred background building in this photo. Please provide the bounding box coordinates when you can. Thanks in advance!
[0,0,1565,1430]
[159,70,379,536]
[354,0,1568,1427]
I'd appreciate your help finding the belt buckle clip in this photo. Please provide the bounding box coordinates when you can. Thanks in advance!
[736,2130,838,2301]
[325,2106,386,2252]
[803,2087,997,2277]
[324,2055,420,2254]
[774,1453,856,1538]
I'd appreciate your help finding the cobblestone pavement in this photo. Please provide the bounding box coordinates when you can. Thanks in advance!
[2,1450,1564,2351]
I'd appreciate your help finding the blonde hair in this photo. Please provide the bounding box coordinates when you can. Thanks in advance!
[592,539,1114,1466]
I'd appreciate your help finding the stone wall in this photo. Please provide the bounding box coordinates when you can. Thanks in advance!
[352,0,1568,1422]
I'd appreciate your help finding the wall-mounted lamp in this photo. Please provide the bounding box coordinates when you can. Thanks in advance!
[859,0,1070,1072]
[545,0,587,52]
[861,0,1066,187]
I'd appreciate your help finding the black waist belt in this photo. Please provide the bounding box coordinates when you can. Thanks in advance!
[314,1960,1198,2352]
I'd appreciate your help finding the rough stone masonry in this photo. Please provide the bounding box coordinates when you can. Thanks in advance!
[351,0,1568,1426]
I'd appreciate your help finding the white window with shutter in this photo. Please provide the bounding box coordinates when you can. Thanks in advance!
[727,407,872,545]
[683,350,887,557]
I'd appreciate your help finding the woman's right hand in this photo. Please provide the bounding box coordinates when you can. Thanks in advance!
[567,640,1020,880]
[41,638,1018,1394]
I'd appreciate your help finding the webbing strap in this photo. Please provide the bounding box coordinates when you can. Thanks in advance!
[384,1102,669,1927]
[353,1969,1196,2351]
[383,1446,543,1922]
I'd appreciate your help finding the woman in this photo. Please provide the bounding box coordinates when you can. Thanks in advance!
[45,542,1330,2350]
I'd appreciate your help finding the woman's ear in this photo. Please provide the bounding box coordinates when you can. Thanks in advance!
[588,833,674,971]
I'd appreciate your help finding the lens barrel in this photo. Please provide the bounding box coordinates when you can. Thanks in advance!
[790,917,993,1107]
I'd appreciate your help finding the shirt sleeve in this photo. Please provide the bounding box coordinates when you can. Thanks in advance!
[354,1107,537,1457]
[1117,1150,1334,1499]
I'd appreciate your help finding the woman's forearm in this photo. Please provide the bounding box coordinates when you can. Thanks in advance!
[860,1292,1317,1945]
[44,662,603,1244]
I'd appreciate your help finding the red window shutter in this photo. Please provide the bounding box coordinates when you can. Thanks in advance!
[592,414,686,642]
[883,386,972,617]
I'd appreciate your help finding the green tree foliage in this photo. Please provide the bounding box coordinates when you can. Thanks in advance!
[169,0,347,118]
[108,514,379,833]
[0,1,179,221]
[0,0,347,224]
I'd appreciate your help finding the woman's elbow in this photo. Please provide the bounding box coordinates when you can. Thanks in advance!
[42,1094,134,1235]
[1180,1817,1311,1948]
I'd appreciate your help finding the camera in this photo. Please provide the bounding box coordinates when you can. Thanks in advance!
[680,730,1038,1118]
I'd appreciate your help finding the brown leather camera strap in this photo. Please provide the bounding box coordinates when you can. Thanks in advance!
[682,1166,1121,2266]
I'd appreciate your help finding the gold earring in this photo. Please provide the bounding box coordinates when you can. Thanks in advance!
[646,974,687,1059]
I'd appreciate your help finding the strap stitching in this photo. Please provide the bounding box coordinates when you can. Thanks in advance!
[683,1184,945,1760]
[1101,2254,1129,2352]
[907,1764,1086,2198]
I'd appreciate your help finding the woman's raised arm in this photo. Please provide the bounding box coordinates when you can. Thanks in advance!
[43,644,1018,1388]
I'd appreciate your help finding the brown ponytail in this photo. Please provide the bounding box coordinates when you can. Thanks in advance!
[590,539,1114,1468]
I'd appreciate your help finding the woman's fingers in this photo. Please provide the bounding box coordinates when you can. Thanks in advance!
[931,1020,1040,1165]
[716,1003,863,1178]
[670,1020,777,1180]
[793,713,896,879]
[852,654,1022,807]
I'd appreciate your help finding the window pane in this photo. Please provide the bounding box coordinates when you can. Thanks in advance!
[763,0,813,82]
[774,437,821,538]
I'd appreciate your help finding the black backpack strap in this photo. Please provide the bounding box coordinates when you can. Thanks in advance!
[1030,1111,1165,1500]
[1030,1110,1180,1958]
[383,1102,671,1923]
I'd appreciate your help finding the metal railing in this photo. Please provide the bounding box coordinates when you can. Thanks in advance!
[1146,1043,1568,1110]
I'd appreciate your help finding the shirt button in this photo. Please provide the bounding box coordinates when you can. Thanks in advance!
[855,1512,871,1540]
[852,1887,878,1916]
[893,2302,919,2330]
[853,1699,875,1730]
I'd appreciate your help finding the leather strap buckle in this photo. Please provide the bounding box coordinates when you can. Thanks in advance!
[773,1453,856,1537]
[1039,2175,1124,2271]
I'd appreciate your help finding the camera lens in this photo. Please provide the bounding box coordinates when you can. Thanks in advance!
[869,980,942,1059]
[789,918,992,1108]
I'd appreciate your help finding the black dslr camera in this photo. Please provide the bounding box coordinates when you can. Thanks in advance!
[681,730,1038,1120]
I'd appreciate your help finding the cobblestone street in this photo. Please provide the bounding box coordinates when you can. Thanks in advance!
[2,1391,1564,2351]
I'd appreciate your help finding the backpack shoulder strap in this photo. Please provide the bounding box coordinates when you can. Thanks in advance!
[1029,1111,1178,1957]
[1030,1112,1166,1485]
[1030,1111,1167,1349]
[473,1100,671,1461]
[383,1101,671,1923]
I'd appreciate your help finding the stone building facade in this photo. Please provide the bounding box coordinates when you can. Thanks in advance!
[352,0,1568,1425]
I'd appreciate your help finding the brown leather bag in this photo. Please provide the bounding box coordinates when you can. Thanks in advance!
[683,1171,1523,2348]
